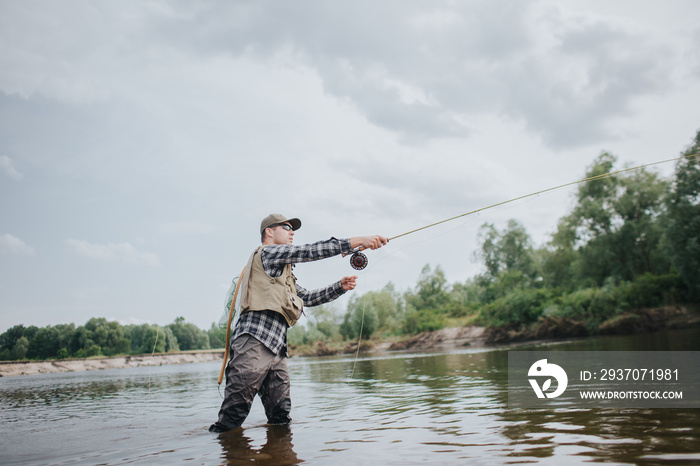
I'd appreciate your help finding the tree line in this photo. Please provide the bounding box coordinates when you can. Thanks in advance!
[0,316,221,361]
[3,130,699,359]
[290,130,700,347]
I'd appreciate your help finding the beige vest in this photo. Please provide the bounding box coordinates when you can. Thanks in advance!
[239,246,304,326]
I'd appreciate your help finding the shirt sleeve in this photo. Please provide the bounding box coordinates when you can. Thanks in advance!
[296,281,347,307]
[261,237,353,275]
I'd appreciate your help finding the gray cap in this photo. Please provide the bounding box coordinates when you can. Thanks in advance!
[260,214,302,234]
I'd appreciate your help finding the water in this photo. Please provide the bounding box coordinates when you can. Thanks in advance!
[1,328,699,465]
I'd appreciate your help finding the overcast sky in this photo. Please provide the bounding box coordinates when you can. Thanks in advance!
[1,0,699,333]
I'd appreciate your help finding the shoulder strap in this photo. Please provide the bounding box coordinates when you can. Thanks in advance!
[239,246,263,309]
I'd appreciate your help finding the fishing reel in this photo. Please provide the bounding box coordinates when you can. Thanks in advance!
[349,251,369,270]
[343,248,369,270]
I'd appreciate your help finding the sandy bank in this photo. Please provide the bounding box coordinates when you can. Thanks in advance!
[0,350,224,377]
[386,326,486,351]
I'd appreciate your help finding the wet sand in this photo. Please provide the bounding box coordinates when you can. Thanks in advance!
[0,350,225,377]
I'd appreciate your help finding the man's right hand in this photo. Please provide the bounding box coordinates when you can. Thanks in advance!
[350,235,389,251]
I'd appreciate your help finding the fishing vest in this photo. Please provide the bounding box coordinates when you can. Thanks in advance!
[239,246,304,327]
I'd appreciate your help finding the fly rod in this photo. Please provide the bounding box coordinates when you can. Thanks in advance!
[344,153,699,270]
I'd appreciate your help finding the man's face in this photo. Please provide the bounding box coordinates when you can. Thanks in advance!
[270,222,294,245]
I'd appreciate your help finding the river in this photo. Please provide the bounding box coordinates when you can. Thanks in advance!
[1,327,699,465]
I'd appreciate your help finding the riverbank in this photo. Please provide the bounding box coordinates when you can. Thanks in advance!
[483,305,700,344]
[291,305,700,356]
[3,306,698,377]
[0,349,225,377]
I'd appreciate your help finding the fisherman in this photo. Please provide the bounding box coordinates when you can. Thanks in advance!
[210,213,388,433]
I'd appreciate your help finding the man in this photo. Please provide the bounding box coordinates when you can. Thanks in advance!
[210,213,388,433]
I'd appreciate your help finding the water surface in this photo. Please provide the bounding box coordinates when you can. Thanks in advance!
[1,328,699,465]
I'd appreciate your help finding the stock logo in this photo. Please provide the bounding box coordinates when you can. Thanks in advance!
[528,359,568,399]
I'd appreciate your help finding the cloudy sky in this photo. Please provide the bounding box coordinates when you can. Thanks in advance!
[1,0,699,333]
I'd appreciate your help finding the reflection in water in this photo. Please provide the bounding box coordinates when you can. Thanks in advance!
[217,424,302,465]
[498,407,700,463]
[1,327,699,464]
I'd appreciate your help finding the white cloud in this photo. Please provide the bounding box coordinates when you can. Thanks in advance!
[0,233,35,255]
[66,239,161,267]
[143,0,688,148]
[0,155,22,180]
[2,1,690,149]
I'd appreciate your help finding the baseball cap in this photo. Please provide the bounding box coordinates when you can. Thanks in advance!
[260,214,302,234]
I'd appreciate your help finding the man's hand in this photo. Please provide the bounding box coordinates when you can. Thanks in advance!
[341,275,358,291]
[350,235,389,251]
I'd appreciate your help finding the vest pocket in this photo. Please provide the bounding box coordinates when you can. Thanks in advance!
[281,294,303,326]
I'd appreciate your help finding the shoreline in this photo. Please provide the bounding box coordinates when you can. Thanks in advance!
[3,307,698,378]
[0,349,225,378]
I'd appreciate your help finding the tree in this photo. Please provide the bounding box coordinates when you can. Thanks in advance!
[168,317,210,351]
[665,130,700,299]
[405,265,450,311]
[549,153,669,286]
[305,304,342,340]
[27,326,61,359]
[78,318,129,356]
[0,325,28,355]
[540,216,578,289]
[399,265,452,334]
[340,295,379,340]
[476,220,534,280]
[11,336,29,360]
[1,325,39,360]
[208,322,226,349]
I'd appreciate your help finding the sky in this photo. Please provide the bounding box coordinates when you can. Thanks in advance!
[1,0,699,333]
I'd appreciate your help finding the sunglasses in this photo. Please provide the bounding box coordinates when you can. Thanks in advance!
[271,223,293,231]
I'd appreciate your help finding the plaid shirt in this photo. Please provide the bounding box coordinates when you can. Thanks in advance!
[233,237,353,354]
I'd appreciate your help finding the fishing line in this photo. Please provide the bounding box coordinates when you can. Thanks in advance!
[348,272,368,380]
[344,153,699,271]
[148,325,159,396]
[311,270,369,420]
[146,325,160,427]
[388,154,697,242]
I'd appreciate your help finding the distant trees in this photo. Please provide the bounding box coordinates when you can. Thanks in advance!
[402,265,449,333]
[0,317,212,361]
[474,135,698,329]
[548,152,670,287]
[167,316,210,351]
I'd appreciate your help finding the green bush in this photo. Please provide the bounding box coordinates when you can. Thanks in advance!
[402,309,447,334]
[302,326,327,344]
[479,288,551,327]
[287,325,306,346]
[340,305,379,340]
[624,272,689,308]
[315,320,339,339]
[554,285,627,325]
[86,345,102,357]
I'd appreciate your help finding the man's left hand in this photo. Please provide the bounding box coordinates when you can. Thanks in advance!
[341,275,358,291]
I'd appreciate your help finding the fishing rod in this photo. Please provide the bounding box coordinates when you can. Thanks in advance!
[344,153,699,270]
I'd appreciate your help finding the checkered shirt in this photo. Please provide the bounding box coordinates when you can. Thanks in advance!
[232,237,353,355]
